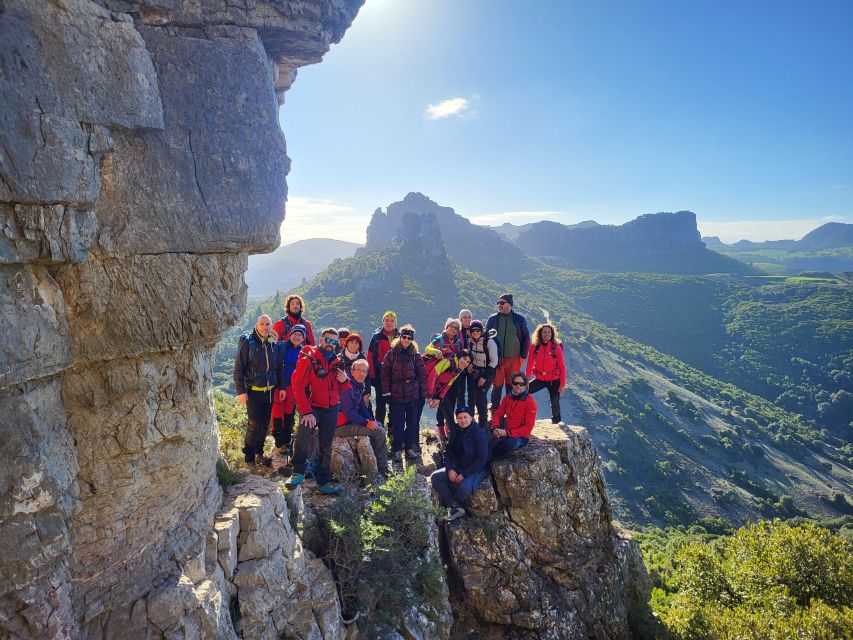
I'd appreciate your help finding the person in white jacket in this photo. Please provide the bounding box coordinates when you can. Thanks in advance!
[464,320,499,429]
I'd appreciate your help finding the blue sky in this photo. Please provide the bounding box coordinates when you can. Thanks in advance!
[279,0,853,244]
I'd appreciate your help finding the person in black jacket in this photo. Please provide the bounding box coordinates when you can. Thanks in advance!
[233,315,286,468]
[429,407,489,521]
[485,293,531,413]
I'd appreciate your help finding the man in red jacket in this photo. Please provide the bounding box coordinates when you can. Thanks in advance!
[285,328,350,494]
[490,372,537,459]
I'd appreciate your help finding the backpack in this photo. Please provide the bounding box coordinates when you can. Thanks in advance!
[239,333,261,382]
[279,315,294,340]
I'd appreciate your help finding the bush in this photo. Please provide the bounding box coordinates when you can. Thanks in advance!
[654,520,853,639]
[320,468,445,635]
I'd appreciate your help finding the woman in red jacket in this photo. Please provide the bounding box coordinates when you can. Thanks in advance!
[491,372,537,459]
[525,323,566,424]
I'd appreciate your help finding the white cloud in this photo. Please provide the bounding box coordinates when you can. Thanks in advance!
[424,97,476,120]
[697,215,848,243]
[469,210,566,225]
[281,196,369,245]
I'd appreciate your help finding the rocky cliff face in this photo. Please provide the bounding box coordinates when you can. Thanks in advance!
[442,423,651,639]
[0,1,361,637]
[364,192,531,283]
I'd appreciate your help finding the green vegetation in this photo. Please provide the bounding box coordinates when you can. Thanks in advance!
[715,245,853,275]
[320,468,446,635]
[639,520,853,639]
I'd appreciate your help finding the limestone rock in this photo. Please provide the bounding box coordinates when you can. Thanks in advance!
[0,0,363,636]
[445,422,651,639]
[332,435,379,482]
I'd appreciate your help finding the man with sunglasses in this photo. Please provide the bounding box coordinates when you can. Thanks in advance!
[485,293,531,414]
[491,372,537,458]
[286,328,350,494]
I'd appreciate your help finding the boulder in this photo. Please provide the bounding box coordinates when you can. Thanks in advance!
[444,422,651,639]
[332,435,379,482]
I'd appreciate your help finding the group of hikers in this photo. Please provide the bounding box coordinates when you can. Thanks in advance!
[232,293,567,519]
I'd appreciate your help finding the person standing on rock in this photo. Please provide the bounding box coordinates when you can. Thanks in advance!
[381,325,428,463]
[368,310,400,427]
[427,349,473,442]
[286,328,350,494]
[465,320,499,429]
[430,407,489,522]
[270,324,307,461]
[233,315,286,469]
[273,294,315,346]
[456,309,474,410]
[336,358,389,477]
[486,293,530,414]
[491,372,537,459]
[525,323,566,424]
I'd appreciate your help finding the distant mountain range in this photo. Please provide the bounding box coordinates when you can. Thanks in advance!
[244,238,360,297]
[703,222,853,251]
[703,222,853,274]
[491,219,599,241]
[363,192,753,279]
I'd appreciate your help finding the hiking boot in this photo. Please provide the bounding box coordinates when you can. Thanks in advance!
[316,483,340,495]
[284,473,305,489]
[392,450,403,463]
[445,506,466,522]
[405,448,420,461]
[257,455,273,468]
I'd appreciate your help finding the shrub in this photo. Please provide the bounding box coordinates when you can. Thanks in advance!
[320,468,445,635]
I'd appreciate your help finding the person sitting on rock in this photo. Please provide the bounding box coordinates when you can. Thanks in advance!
[430,407,489,522]
[525,322,566,424]
[490,372,537,459]
[368,310,400,427]
[465,320,499,429]
[427,349,473,442]
[336,358,389,478]
[270,324,307,462]
[273,294,315,346]
[381,324,427,463]
[286,328,351,494]
[233,315,286,469]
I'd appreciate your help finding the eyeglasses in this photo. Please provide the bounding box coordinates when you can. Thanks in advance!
[470,328,482,333]
[353,367,368,374]
[497,301,508,306]
[511,381,526,387]
[323,337,339,346]
[400,335,413,341]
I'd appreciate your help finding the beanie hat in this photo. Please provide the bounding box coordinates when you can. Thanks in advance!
[383,310,397,321]
[498,293,514,307]
[469,320,484,331]
[337,327,350,343]
[400,327,415,338]
[455,406,474,418]
[290,324,307,337]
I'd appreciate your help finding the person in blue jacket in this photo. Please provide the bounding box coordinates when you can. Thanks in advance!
[429,406,489,521]
[335,358,389,477]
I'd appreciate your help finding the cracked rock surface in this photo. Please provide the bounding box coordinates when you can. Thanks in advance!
[0,0,362,637]
[444,422,651,639]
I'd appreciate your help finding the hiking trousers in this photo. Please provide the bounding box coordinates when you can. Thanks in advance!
[490,356,523,411]
[292,405,339,486]
[491,436,529,459]
[430,468,488,507]
[389,400,419,452]
[373,382,389,426]
[243,389,274,461]
[529,378,561,423]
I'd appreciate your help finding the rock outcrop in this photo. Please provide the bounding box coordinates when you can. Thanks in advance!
[444,422,651,639]
[0,1,362,637]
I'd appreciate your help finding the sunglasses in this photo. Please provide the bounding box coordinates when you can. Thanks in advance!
[497,301,509,305]
[323,337,339,346]
[470,328,482,333]
[511,380,526,387]
[400,335,413,341]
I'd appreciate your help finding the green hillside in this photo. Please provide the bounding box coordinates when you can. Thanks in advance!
[215,240,852,528]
